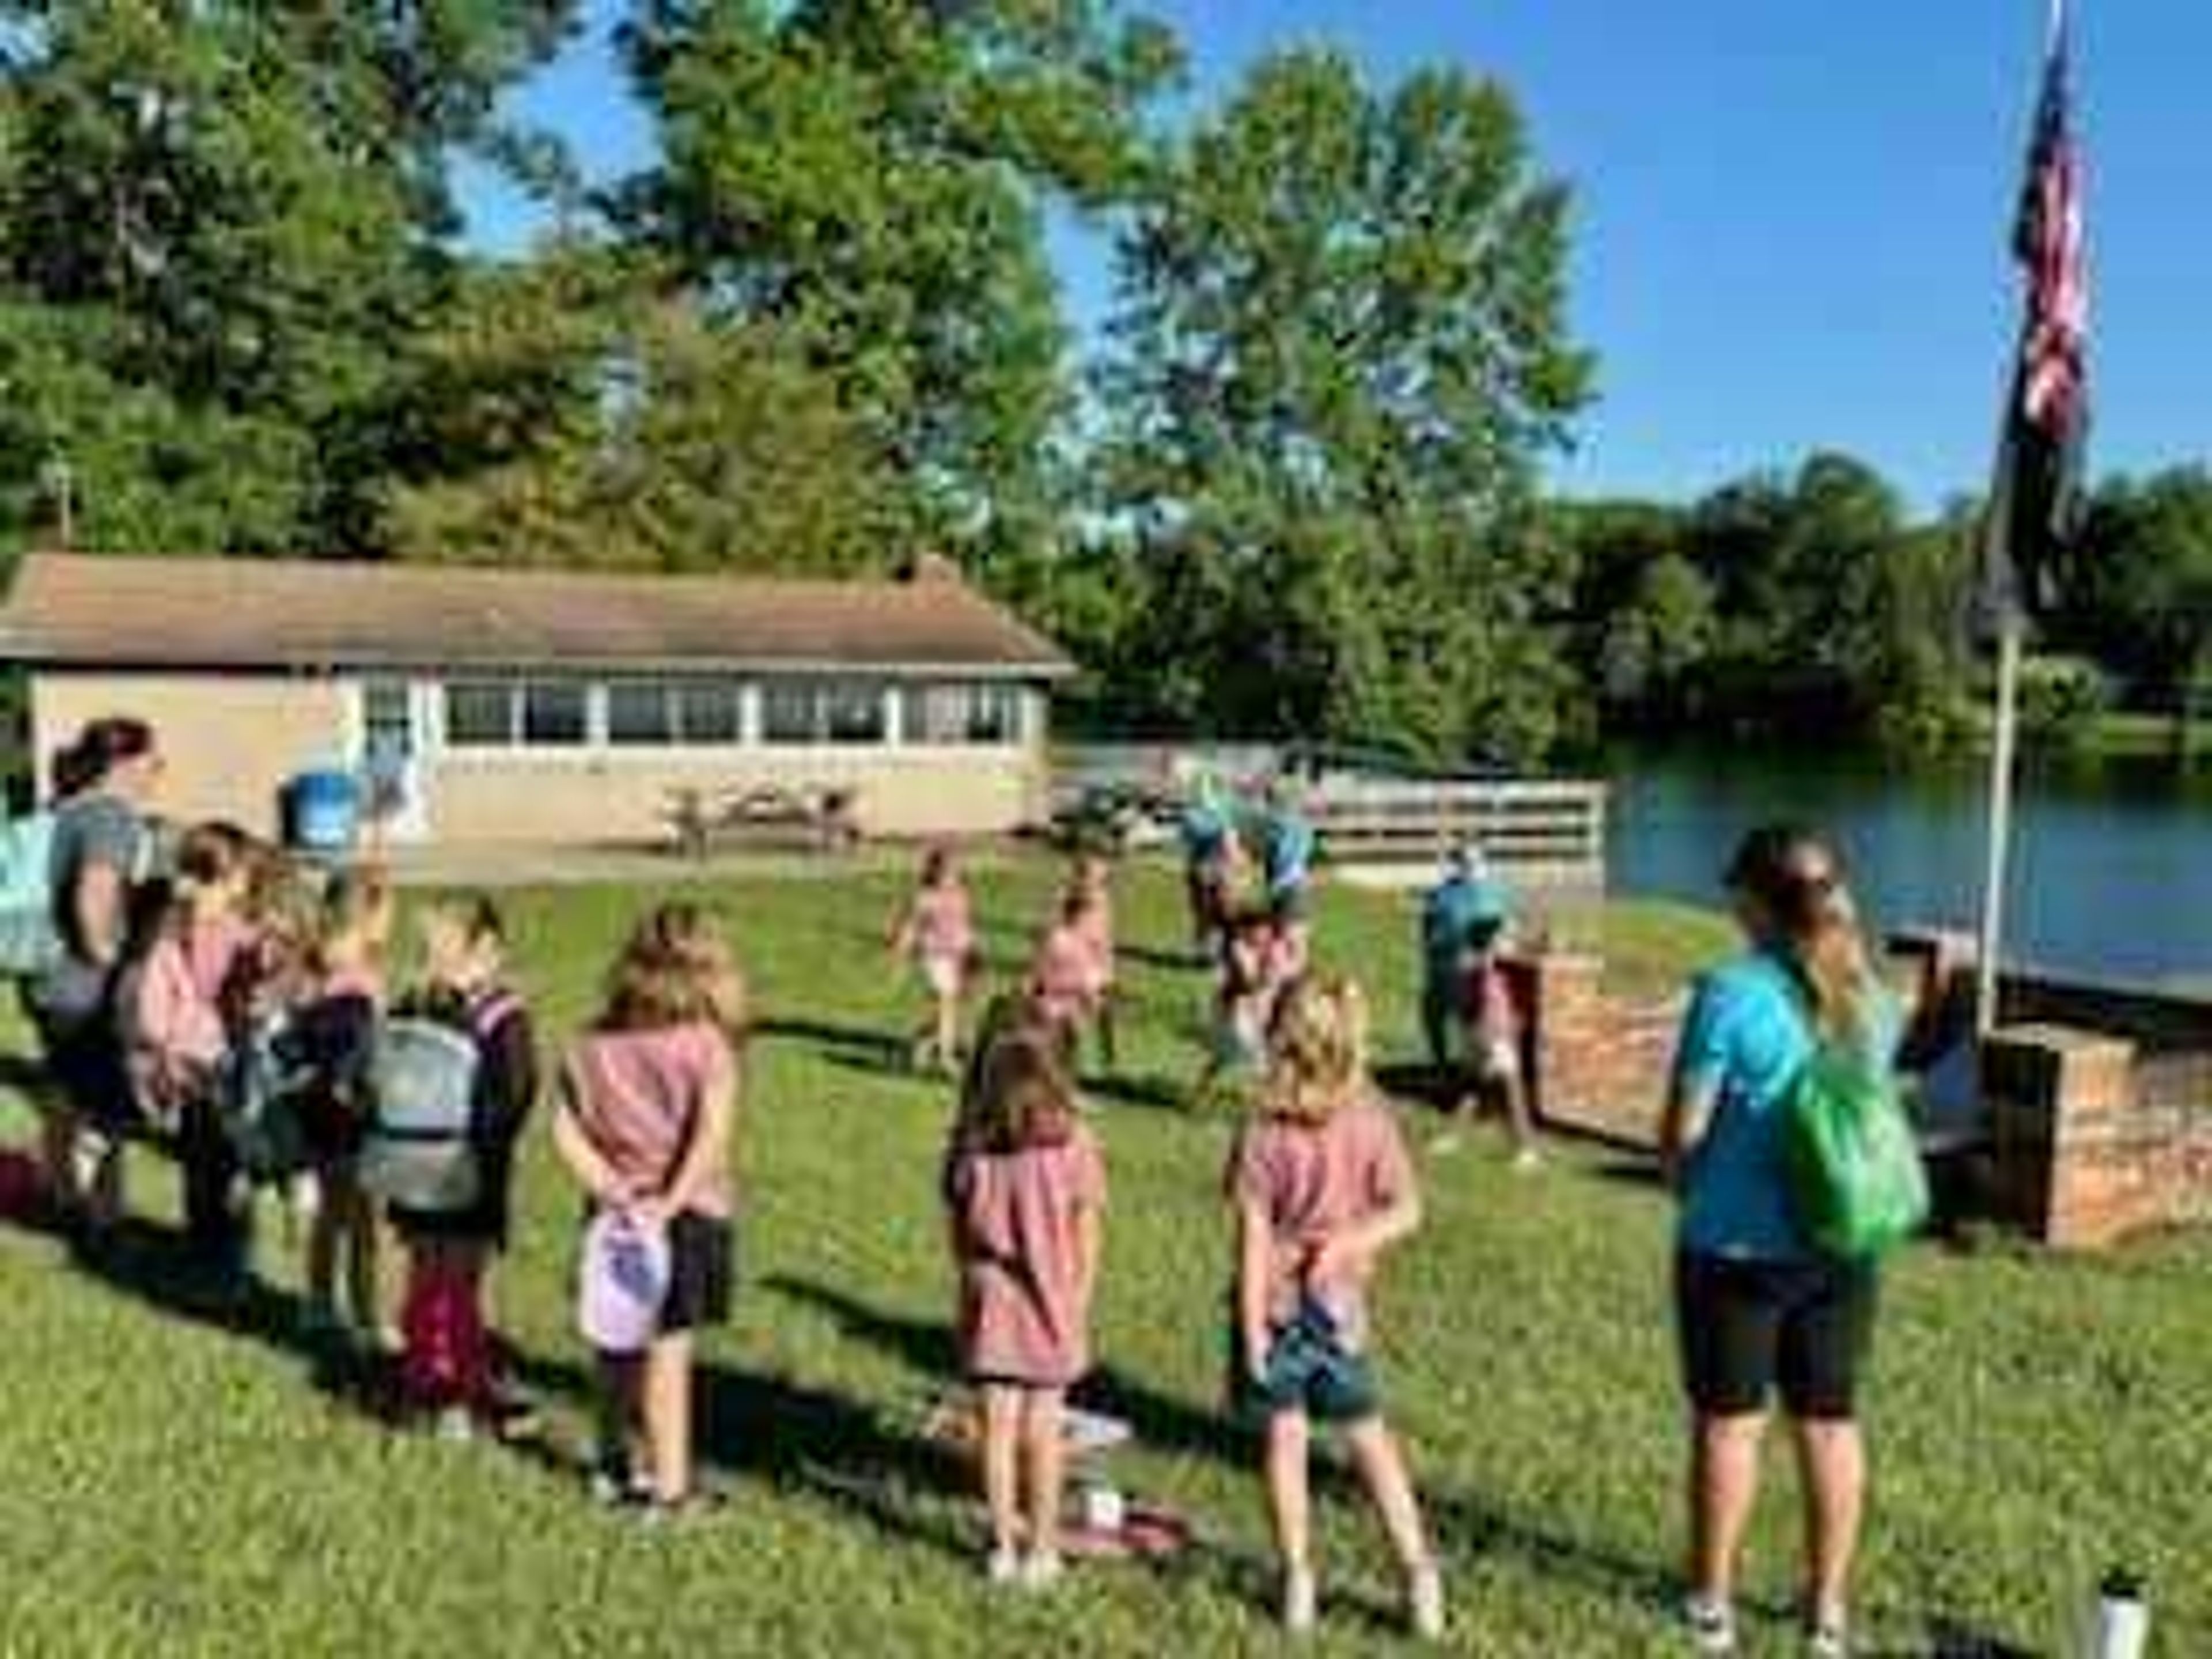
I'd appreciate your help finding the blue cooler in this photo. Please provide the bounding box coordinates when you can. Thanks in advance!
[286,770,361,857]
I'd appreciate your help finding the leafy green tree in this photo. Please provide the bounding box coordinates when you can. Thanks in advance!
[619,0,1180,577]
[1096,47,1593,763]
[2066,469,2212,706]
[0,2,577,556]
[381,264,902,575]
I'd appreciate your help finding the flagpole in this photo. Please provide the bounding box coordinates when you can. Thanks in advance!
[1975,0,2068,1039]
[1976,613,2022,1039]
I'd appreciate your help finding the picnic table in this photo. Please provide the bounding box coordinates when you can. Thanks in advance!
[664,784,862,859]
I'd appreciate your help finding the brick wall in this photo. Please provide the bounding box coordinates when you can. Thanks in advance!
[1982,1023,2212,1248]
[1523,952,1684,1149]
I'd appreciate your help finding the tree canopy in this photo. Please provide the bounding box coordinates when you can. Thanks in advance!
[1088,47,1594,765]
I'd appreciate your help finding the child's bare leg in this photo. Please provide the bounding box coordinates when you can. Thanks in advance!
[1264,1411,1315,1575]
[981,1384,1022,1557]
[935,991,960,1071]
[1022,1387,1067,1562]
[83,1137,124,1230]
[643,1332,696,1503]
[1344,1416,1435,1574]
[1501,1068,1539,1160]
[40,1105,81,1216]
[306,1176,339,1313]
[338,1177,382,1334]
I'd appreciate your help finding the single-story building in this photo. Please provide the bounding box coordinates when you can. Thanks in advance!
[0,552,1074,846]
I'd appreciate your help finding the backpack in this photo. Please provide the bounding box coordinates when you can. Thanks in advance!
[357,1016,484,1214]
[1782,1031,1931,1261]
[0,812,61,979]
[221,1012,319,1183]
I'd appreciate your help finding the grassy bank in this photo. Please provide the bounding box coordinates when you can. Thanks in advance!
[0,859,2202,1655]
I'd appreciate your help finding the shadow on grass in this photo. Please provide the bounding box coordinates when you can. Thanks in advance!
[1372,1062,1458,1113]
[766,1275,1725,1627]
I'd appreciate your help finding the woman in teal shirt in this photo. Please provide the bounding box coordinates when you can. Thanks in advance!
[1661,825,1896,1659]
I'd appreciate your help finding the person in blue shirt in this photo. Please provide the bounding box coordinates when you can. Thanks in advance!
[1256,786,1317,924]
[1418,846,1509,1072]
[1660,825,1897,1659]
[1179,778,1241,955]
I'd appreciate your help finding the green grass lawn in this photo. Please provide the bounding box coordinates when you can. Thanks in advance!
[0,857,2205,1656]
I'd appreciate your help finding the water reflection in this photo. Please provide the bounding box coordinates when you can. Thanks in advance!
[1607,744,2212,986]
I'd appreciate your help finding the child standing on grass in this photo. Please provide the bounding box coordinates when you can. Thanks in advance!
[296,866,396,1348]
[942,1028,1107,1589]
[1227,975,1444,1641]
[1067,853,1119,1071]
[1202,910,1308,1097]
[119,822,260,1272]
[889,846,977,1075]
[387,896,537,1439]
[555,903,744,1517]
[1028,888,1109,1066]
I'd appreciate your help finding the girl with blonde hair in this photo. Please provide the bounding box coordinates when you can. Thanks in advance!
[1225,974,1443,1639]
[555,902,746,1516]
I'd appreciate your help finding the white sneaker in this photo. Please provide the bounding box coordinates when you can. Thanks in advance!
[985,1547,1022,1586]
[1804,1613,1850,1658]
[434,1407,476,1445]
[1408,1563,1446,1640]
[1282,1566,1317,1637]
[1683,1593,1738,1656]
[1019,1551,1064,1592]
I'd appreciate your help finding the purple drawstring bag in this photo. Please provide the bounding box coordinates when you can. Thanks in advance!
[577,1210,672,1355]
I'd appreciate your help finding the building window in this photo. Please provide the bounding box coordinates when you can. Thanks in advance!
[904,683,1024,745]
[823,681,887,745]
[522,681,590,747]
[445,681,517,748]
[760,680,888,745]
[607,681,677,747]
[761,681,818,745]
[677,682,743,744]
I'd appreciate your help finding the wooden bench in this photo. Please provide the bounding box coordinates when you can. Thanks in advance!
[665,785,862,858]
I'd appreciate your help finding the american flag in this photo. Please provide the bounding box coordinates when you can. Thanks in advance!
[1984,1,2089,624]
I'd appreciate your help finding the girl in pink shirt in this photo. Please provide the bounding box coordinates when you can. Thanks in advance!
[1067,853,1119,1070]
[555,903,745,1517]
[1027,888,1108,1059]
[1227,975,1443,1640]
[119,823,259,1267]
[888,846,977,1075]
[942,1028,1105,1589]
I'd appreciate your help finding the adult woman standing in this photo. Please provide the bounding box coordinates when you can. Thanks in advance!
[29,717,162,1232]
[1660,825,1896,1659]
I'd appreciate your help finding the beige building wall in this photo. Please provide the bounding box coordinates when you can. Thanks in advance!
[32,670,347,837]
[427,743,1043,845]
[29,669,1052,846]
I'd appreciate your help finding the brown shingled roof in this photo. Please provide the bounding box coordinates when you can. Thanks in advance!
[0,554,1074,678]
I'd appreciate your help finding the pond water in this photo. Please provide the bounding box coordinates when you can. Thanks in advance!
[1607,743,2212,987]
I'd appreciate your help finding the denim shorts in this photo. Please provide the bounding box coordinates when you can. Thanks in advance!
[1230,1298,1380,1427]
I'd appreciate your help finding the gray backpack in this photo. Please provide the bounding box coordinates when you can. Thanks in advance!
[358,1017,483,1213]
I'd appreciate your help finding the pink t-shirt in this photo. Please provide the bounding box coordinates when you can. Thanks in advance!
[127,915,259,1116]
[1074,895,1115,986]
[1031,923,1105,1028]
[1228,1097,1416,1346]
[564,1021,737,1219]
[910,882,975,964]
[946,1122,1107,1388]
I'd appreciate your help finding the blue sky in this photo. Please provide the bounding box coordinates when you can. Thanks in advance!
[459,1,2207,511]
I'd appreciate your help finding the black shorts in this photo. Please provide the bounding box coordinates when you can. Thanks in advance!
[661,1213,734,1335]
[1675,1251,1876,1421]
[32,1006,134,1135]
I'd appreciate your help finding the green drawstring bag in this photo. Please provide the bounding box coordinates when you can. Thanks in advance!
[1782,1039,1931,1260]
